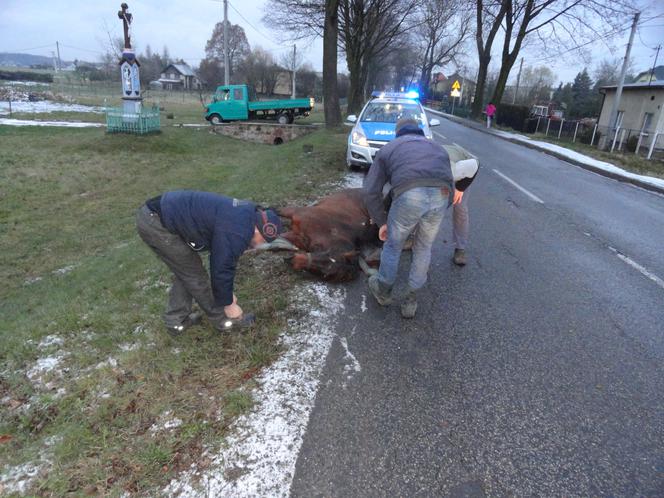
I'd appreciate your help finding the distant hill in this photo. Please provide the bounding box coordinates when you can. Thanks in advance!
[0,52,63,68]
[634,65,664,83]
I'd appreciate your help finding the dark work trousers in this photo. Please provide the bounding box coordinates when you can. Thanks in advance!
[136,205,226,328]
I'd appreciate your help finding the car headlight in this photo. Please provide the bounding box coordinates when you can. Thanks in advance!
[352,130,369,147]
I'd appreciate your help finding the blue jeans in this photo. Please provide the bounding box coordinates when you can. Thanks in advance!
[378,187,446,290]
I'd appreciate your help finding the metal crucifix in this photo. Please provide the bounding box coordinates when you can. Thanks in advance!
[118,3,133,49]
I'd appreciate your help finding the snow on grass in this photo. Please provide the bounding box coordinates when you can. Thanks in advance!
[165,282,345,498]
[491,131,664,188]
[0,100,103,115]
[342,171,365,188]
[0,118,104,128]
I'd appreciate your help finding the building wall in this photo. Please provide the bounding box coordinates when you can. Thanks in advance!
[598,88,664,132]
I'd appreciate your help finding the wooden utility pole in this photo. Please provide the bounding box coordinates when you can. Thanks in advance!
[56,41,62,71]
[649,44,661,86]
[223,0,229,85]
[292,44,297,98]
[608,11,640,133]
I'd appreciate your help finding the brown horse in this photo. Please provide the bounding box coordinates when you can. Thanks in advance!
[274,188,381,282]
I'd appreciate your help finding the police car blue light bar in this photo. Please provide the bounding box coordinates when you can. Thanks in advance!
[371,91,420,100]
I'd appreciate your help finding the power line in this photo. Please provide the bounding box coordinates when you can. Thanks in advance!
[227,0,288,47]
[6,43,56,53]
[528,13,664,64]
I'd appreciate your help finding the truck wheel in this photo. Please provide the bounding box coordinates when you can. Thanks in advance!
[210,114,223,125]
[277,113,289,125]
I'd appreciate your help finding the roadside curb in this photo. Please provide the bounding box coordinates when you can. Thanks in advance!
[424,107,664,196]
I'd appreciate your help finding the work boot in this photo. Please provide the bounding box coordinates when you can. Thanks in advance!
[368,275,393,306]
[216,313,256,332]
[453,248,467,266]
[166,312,203,337]
[401,288,418,318]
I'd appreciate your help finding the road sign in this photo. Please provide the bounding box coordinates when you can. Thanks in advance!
[452,80,461,90]
[451,88,461,97]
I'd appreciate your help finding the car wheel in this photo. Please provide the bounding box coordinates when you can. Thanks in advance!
[210,114,223,125]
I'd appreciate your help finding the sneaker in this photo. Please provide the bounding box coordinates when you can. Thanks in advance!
[400,288,418,318]
[166,312,203,337]
[453,248,467,266]
[216,313,256,332]
[368,274,393,306]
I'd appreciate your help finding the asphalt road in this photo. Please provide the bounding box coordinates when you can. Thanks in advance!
[290,116,664,497]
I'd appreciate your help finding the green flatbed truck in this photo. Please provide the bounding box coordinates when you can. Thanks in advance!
[205,84,314,125]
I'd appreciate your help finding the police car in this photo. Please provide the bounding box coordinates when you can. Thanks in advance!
[346,91,440,169]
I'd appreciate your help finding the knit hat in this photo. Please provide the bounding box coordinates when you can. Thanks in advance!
[255,208,283,243]
[395,118,424,137]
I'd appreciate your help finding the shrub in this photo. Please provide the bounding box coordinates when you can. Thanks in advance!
[495,103,530,131]
[625,134,639,153]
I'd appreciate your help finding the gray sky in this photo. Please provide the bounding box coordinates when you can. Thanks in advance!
[0,0,662,84]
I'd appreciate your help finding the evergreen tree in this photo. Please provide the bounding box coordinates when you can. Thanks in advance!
[571,68,594,118]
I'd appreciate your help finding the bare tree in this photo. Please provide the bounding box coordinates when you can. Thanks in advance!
[489,0,637,108]
[238,48,281,95]
[264,0,417,114]
[415,0,471,98]
[205,23,251,80]
[470,0,508,117]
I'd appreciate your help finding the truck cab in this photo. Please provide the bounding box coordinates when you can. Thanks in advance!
[208,85,254,122]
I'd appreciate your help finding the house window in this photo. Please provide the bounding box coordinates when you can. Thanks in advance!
[616,110,624,128]
[641,112,653,132]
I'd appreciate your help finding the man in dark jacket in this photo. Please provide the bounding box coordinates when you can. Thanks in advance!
[136,190,283,335]
[364,118,454,318]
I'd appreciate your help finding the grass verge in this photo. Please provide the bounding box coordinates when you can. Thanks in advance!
[0,120,347,496]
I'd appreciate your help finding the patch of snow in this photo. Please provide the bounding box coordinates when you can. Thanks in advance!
[38,335,64,349]
[342,171,365,189]
[95,357,118,370]
[491,130,664,190]
[0,118,104,128]
[165,282,346,498]
[26,352,66,388]
[339,336,361,389]
[0,100,103,115]
[52,264,78,275]
[23,276,43,285]
[360,294,367,312]
[150,410,183,433]
[119,342,139,352]
[0,461,42,495]
[1,80,50,87]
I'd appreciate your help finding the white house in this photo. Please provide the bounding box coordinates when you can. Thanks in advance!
[158,63,202,90]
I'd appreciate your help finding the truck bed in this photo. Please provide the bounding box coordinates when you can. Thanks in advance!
[248,98,312,111]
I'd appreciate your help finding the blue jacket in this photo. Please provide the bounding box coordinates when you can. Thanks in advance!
[160,191,255,307]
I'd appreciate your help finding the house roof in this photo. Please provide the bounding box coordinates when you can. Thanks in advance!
[164,63,197,77]
[600,80,664,91]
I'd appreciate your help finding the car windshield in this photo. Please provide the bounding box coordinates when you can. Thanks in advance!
[360,102,423,124]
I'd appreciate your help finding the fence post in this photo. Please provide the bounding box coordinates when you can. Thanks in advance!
[611,127,621,152]
[648,132,658,160]
[573,122,580,142]
[545,119,551,136]
[635,132,645,155]
[618,129,626,151]
[591,123,598,146]
[558,119,564,139]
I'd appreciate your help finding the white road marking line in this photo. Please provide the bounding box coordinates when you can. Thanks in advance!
[608,247,664,290]
[492,169,544,204]
[433,131,447,140]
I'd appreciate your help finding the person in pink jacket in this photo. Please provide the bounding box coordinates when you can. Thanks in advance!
[485,102,496,128]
